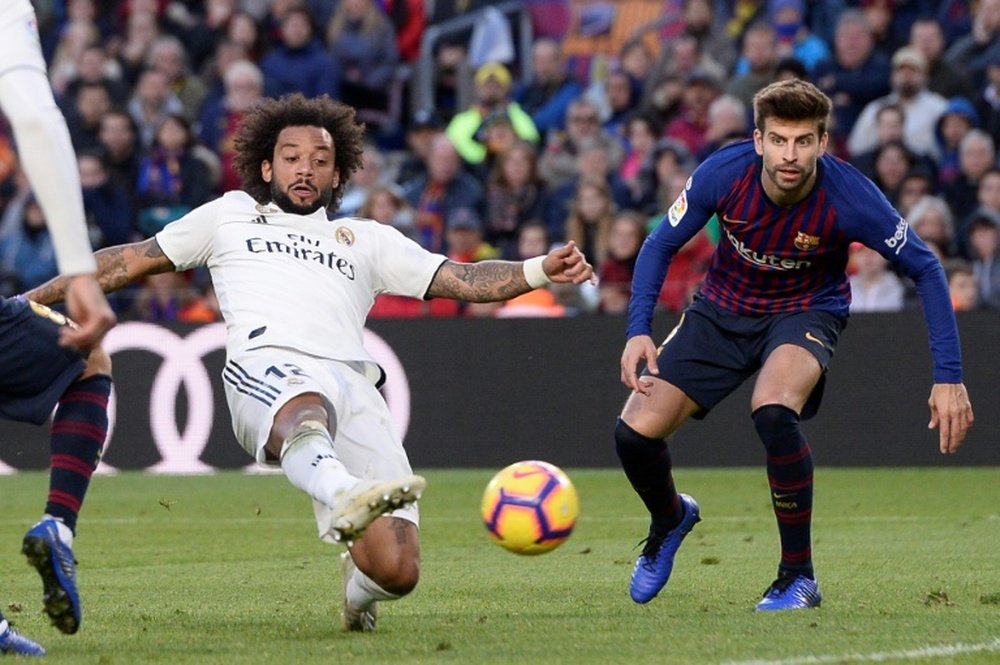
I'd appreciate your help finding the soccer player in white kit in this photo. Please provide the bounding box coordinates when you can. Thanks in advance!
[26,94,593,633]
[0,1,117,656]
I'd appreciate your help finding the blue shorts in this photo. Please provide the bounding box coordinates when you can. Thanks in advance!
[647,297,846,420]
[0,296,86,425]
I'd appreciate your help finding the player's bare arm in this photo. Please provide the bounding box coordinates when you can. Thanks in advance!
[25,238,176,306]
[927,383,974,455]
[426,241,593,302]
[60,274,117,352]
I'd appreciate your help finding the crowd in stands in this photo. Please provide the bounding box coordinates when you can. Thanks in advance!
[2,0,999,321]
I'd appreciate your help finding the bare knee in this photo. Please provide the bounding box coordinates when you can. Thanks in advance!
[350,518,421,595]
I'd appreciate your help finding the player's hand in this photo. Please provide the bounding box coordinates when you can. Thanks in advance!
[61,274,116,353]
[542,241,595,285]
[927,382,974,454]
[620,335,659,395]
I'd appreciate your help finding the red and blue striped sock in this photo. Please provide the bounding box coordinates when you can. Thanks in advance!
[45,375,111,534]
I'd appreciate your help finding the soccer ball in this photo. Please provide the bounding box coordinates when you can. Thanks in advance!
[480,460,579,555]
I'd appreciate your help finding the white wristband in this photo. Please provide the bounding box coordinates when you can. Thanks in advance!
[523,255,551,288]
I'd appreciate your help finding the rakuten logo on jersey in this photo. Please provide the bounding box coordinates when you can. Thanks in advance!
[724,228,812,271]
[884,218,909,255]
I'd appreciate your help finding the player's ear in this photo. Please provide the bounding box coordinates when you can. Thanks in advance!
[332,168,340,189]
[817,131,829,157]
[261,160,272,183]
[753,129,764,156]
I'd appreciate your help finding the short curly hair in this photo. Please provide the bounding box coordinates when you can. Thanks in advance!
[233,94,366,211]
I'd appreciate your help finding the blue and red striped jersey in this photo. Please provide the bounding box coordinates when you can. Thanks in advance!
[628,139,962,382]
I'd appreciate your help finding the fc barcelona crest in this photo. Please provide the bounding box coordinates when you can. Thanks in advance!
[794,232,820,252]
[335,226,355,246]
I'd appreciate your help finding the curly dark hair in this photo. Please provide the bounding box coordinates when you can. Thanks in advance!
[233,94,366,211]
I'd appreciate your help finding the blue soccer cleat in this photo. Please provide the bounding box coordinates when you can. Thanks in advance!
[0,619,46,657]
[629,494,701,604]
[22,519,81,634]
[755,574,822,611]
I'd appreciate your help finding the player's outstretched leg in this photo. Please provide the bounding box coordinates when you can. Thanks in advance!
[629,494,701,604]
[22,518,81,634]
[340,551,378,631]
[755,573,822,611]
[0,615,46,657]
[325,475,426,543]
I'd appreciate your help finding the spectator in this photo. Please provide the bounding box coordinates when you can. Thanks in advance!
[127,67,186,148]
[966,215,1000,309]
[259,7,338,99]
[495,222,567,318]
[907,195,956,260]
[848,243,904,312]
[0,192,58,292]
[871,140,916,207]
[129,270,193,321]
[909,17,975,101]
[956,168,1000,259]
[60,43,128,107]
[396,110,443,185]
[403,134,485,253]
[726,22,778,110]
[64,80,113,154]
[934,96,980,188]
[444,206,498,264]
[176,0,240,71]
[513,37,583,139]
[565,176,616,266]
[198,59,265,194]
[224,11,267,63]
[848,47,948,160]
[663,67,721,158]
[635,138,694,217]
[47,18,101,99]
[656,223,716,313]
[78,151,134,249]
[813,9,891,153]
[762,0,830,75]
[357,183,416,239]
[944,131,997,226]
[859,0,903,59]
[600,70,643,146]
[699,94,750,161]
[326,0,400,118]
[98,109,142,204]
[943,258,978,311]
[445,62,539,166]
[339,143,388,217]
[145,35,207,123]
[598,210,646,315]
[974,54,1000,143]
[538,98,623,190]
[380,0,425,63]
[134,114,213,238]
[677,0,737,75]
[114,8,162,87]
[943,0,1000,91]
[896,169,935,218]
[485,140,547,259]
[619,112,661,204]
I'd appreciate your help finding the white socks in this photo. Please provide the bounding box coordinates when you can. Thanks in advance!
[279,421,357,509]
[345,563,401,609]
[42,514,74,548]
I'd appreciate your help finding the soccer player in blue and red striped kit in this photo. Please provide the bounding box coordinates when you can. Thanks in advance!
[616,79,974,611]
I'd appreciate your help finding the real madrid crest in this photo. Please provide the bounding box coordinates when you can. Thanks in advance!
[335,226,355,246]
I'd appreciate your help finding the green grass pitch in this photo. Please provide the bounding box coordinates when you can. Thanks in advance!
[0,468,997,664]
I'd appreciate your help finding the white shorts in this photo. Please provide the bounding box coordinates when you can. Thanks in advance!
[223,347,418,527]
[0,5,47,79]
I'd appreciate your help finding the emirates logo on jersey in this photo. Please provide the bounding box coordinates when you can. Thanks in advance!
[794,232,820,252]
[335,227,355,246]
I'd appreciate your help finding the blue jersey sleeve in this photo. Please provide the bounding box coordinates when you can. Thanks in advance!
[626,143,747,338]
[830,163,963,382]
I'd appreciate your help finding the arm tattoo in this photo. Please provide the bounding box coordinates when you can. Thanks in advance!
[23,239,173,305]
[426,260,532,302]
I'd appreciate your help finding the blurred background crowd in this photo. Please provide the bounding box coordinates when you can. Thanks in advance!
[3,0,999,320]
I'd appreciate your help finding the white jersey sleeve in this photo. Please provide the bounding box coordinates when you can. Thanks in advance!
[367,220,447,298]
[154,195,232,269]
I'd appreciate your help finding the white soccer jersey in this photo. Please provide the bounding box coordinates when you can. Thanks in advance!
[156,191,447,375]
[0,2,45,76]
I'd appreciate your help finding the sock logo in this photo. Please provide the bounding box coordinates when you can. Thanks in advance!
[311,454,337,467]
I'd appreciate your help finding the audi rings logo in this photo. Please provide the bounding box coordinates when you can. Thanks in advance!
[94,322,411,475]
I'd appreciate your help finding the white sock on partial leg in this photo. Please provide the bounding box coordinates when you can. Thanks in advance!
[280,421,357,508]
[41,514,74,548]
[345,564,401,610]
